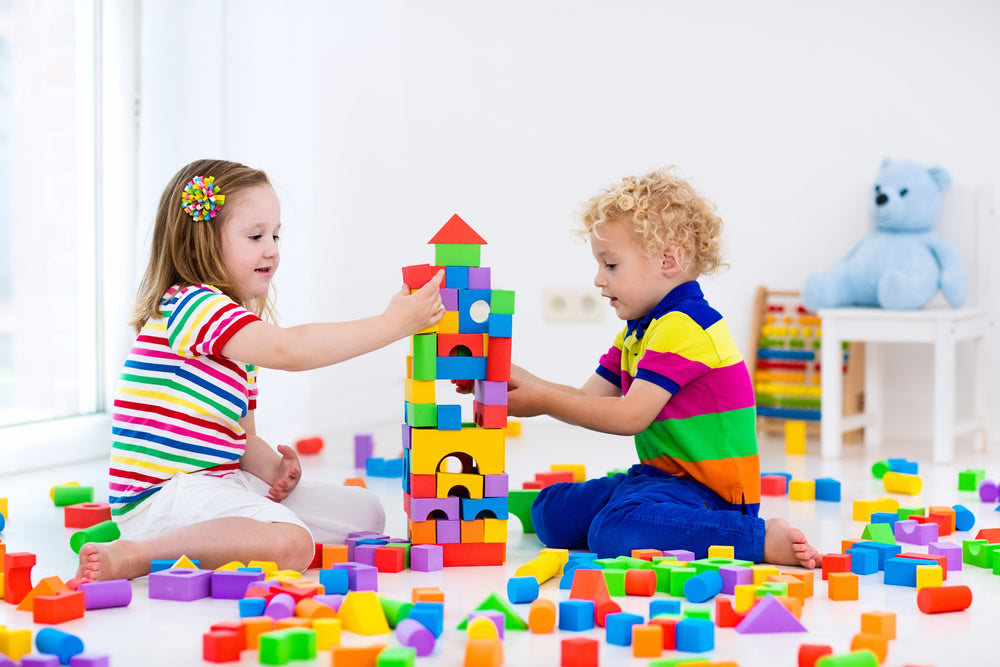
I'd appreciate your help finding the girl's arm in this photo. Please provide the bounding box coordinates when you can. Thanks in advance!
[222,272,444,371]
[239,411,301,501]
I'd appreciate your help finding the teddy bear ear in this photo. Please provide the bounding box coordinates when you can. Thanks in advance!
[880,157,893,169]
[928,166,952,191]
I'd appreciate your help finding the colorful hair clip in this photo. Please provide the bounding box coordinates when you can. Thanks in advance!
[181,175,226,221]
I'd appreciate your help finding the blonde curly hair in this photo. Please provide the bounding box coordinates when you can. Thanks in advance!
[578,167,726,276]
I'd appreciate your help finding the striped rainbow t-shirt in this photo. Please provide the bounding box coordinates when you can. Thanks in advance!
[108,284,260,518]
[596,281,760,510]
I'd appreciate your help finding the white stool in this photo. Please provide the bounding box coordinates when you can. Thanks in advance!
[819,307,992,463]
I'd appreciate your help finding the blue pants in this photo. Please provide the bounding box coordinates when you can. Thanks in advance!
[531,464,765,561]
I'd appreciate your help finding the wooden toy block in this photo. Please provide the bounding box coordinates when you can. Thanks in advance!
[442,542,505,567]
[827,572,858,600]
[915,563,943,589]
[3,551,35,604]
[761,474,788,495]
[34,589,86,624]
[850,633,887,664]
[63,502,112,529]
[788,479,815,501]
[882,471,922,494]
[917,584,972,613]
[785,420,807,453]
[485,336,512,381]
[408,427,505,475]
[460,520,486,543]
[527,598,555,633]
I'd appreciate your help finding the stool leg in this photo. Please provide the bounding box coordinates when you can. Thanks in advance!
[973,330,990,452]
[933,326,956,464]
[864,342,885,447]
[821,319,843,458]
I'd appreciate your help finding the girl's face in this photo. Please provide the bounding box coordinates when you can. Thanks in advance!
[590,217,676,321]
[219,184,281,301]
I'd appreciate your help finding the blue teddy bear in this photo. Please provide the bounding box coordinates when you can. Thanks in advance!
[803,158,967,311]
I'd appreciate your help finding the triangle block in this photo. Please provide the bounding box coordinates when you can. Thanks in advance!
[568,568,612,604]
[172,554,199,569]
[338,591,391,635]
[427,214,487,245]
[455,592,528,631]
[735,594,807,634]
[15,576,67,611]
[861,523,897,545]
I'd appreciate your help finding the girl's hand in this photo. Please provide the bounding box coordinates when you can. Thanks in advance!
[384,271,445,336]
[268,444,302,502]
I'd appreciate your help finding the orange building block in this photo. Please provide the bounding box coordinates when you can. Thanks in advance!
[767,574,807,600]
[774,595,803,619]
[631,549,663,561]
[632,624,664,658]
[528,598,556,633]
[788,570,815,598]
[648,616,679,650]
[860,611,896,640]
[276,617,312,630]
[460,520,486,543]
[322,544,348,569]
[409,519,436,545]
[295,598,336,619]
[330,644,388,666]
[412,586,445,603]
[827,572,859,601]
[851,632,888,663]
[33,589,85,624]
[240,616,275,650]
[343,478,367,488]
[16,575,68,611]
[464,637,503,667]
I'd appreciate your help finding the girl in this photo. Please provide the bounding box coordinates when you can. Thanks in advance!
[78,158,444,581]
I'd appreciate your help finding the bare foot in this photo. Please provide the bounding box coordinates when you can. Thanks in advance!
[763,518,821,569]
[76,540,147,581]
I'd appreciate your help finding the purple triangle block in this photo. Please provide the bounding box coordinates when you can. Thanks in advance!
[735,594,807,634]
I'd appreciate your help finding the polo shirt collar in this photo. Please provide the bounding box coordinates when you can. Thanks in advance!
[625,280,703,341]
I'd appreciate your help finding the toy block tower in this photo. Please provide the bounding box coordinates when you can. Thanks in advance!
[401,214,514,567]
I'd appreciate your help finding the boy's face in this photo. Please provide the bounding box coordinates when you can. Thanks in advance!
[590,217,680,321]
[219,184,281,301]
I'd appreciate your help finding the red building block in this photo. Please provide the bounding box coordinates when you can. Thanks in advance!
[441,542,505,567]
[63,502,112,528]
[798,644,833,667]
[715,597,746,628]
[410,474,437,498]
[33,589,86,624]
[897,552,949,580]
[761,475,788,496]
[822,553,851,580]
[374,546,406,573]
[209,622,246,650]
[243,586,280,604]
[561,637,598,667]
[203,629,242,663]
[975,527,1000,543]
[294,437,324,455]
[594,599,622,628]
[522,481,544,490]
[535,471,575,487]
[624,569,657,596]
[3,551,36,604]
[473,401,507,428]
[648,616,678,649]
[485,337,512,382]
[308,543,324,569]
[402,264,446,289]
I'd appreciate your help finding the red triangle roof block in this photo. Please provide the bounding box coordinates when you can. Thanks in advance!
[427,214,487,245]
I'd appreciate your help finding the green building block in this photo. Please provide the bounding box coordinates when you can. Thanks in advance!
[259,630,293,665]
[606,468,629,477]
[871,460,890,479]
[861,522,897,545]
[411,334,437,380]
[489,289,515,315]
[593,558,624,569]
[649,660,713,667]
[963,539,990,568]
[377,646,417,667]
[756,582,788,597]
[682,607,712,620]
[652,561,685,594]
[958,468,986,491]
[603,569,627,596]
[668,567,697,597]
[435,243,481,267]
[405,401,437,428]
[612,555,654,570]
[897,507,925,520]
[689,557,753,573]
[379,597,414,628]
[286,628,316,660]
[507,489,539,534]
[455,592,528,630]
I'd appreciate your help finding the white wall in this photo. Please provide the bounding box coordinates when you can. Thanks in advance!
[130,0,1000,449]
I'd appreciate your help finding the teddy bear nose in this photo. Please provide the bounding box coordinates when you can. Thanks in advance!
[875,193,889,206]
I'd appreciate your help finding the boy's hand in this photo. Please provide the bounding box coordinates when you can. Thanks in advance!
[269,444,302,502]
[385,270,445,335]
[507,371,545,417]
[451,379,474,394]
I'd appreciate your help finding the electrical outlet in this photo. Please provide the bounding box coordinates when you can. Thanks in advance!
[543,287,605,322]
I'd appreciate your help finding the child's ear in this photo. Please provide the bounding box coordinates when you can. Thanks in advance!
[660,245,685,277]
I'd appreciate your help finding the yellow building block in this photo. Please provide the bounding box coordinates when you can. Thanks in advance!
[437,311,460,334]
[883,472,922,495]
[873,497,900,514]
[467,616,500,640]
[550,464,586,483]
[853,499,877,522]
[785,420,807,454]
[337,591,390,635]
[436,472,484,499]
[248,561,278,576]
[541,548,569,570]
[789,480,815,501]
[0,627,32,662]
[272,570,302,581]
[504,420,522,437]
[0,497,7,520]
[483,518,507,543]
[734,584,757,613]
[915,564,943,589]
[409,427,505,475]
[404,379,436,404]
[752,565,779,585]
[216,561,246,571]
[708,545,735,559]
[514,552,562,584]
[172,555,198,569]
[312,618,341,650]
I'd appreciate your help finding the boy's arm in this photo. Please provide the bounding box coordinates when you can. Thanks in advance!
[221,272,444,371]
[238,412,301,501]
[509,373,668,436]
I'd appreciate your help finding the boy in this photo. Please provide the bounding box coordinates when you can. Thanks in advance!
[507,168,818,567]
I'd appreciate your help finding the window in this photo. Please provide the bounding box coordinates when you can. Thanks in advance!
[0,0,99,427]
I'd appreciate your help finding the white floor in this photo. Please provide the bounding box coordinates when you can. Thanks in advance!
[1,419,998,666]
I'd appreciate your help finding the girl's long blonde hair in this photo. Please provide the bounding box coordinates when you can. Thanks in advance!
[130,158,276,332]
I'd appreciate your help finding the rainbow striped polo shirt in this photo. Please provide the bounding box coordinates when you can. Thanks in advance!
[596,281,760,509]
[108,284,260,518]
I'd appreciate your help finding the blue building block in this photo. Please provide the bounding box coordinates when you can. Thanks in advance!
[437,404,462,431]
[436,356,487,380]
[458,289,492,334]
[870,512,898,529]
[884,557,919,587]
[560,563,600,589]
[410,601,444,637]
[487,313,512,338]
[239,596,267,617]
[952,504,976,532]
[446,266,469,289]
[558,600,595,631]
[506,576,539,604]
[649,599,681,618]
[814,477,842,502]
[845,547,879,575]
[683,570,723,603]
[675,617,714,653]
[319,567,349,595]
[888,458,918,475]
[605,612,644,646]
[849,541,901,570]
[366,457,404,478]
[150,559,199,573]
[460,496,509,520]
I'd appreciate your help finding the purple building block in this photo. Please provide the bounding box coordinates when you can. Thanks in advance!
[402,423,412,449]
[264,592,296,620]
[894,519,938,545]
[0,657,15,667]
[20,656,60,667]
[148,568,212,601]
[354,544,380,566]
[929,541,963,571]
[346,532,387,560]
[411,544,444,572]
[330,562,379,591]
[436,520,460,544]
[468,267,491,289]
[354,433,374,468]
[396,618,436,657]
[474,380,508,406]
[484,473,509,498]
[662,549,696,562]
[468,610,505,639]
[718,565,753,595]
[441,287,459,311]
[979,480,998,503]
[69,656,110,667]
[211,569,265,599]
[410,497,460,522]
[79,578,132,609]
[312,594,345,612]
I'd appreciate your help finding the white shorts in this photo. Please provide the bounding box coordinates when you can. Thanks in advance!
[115,470,386,545]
